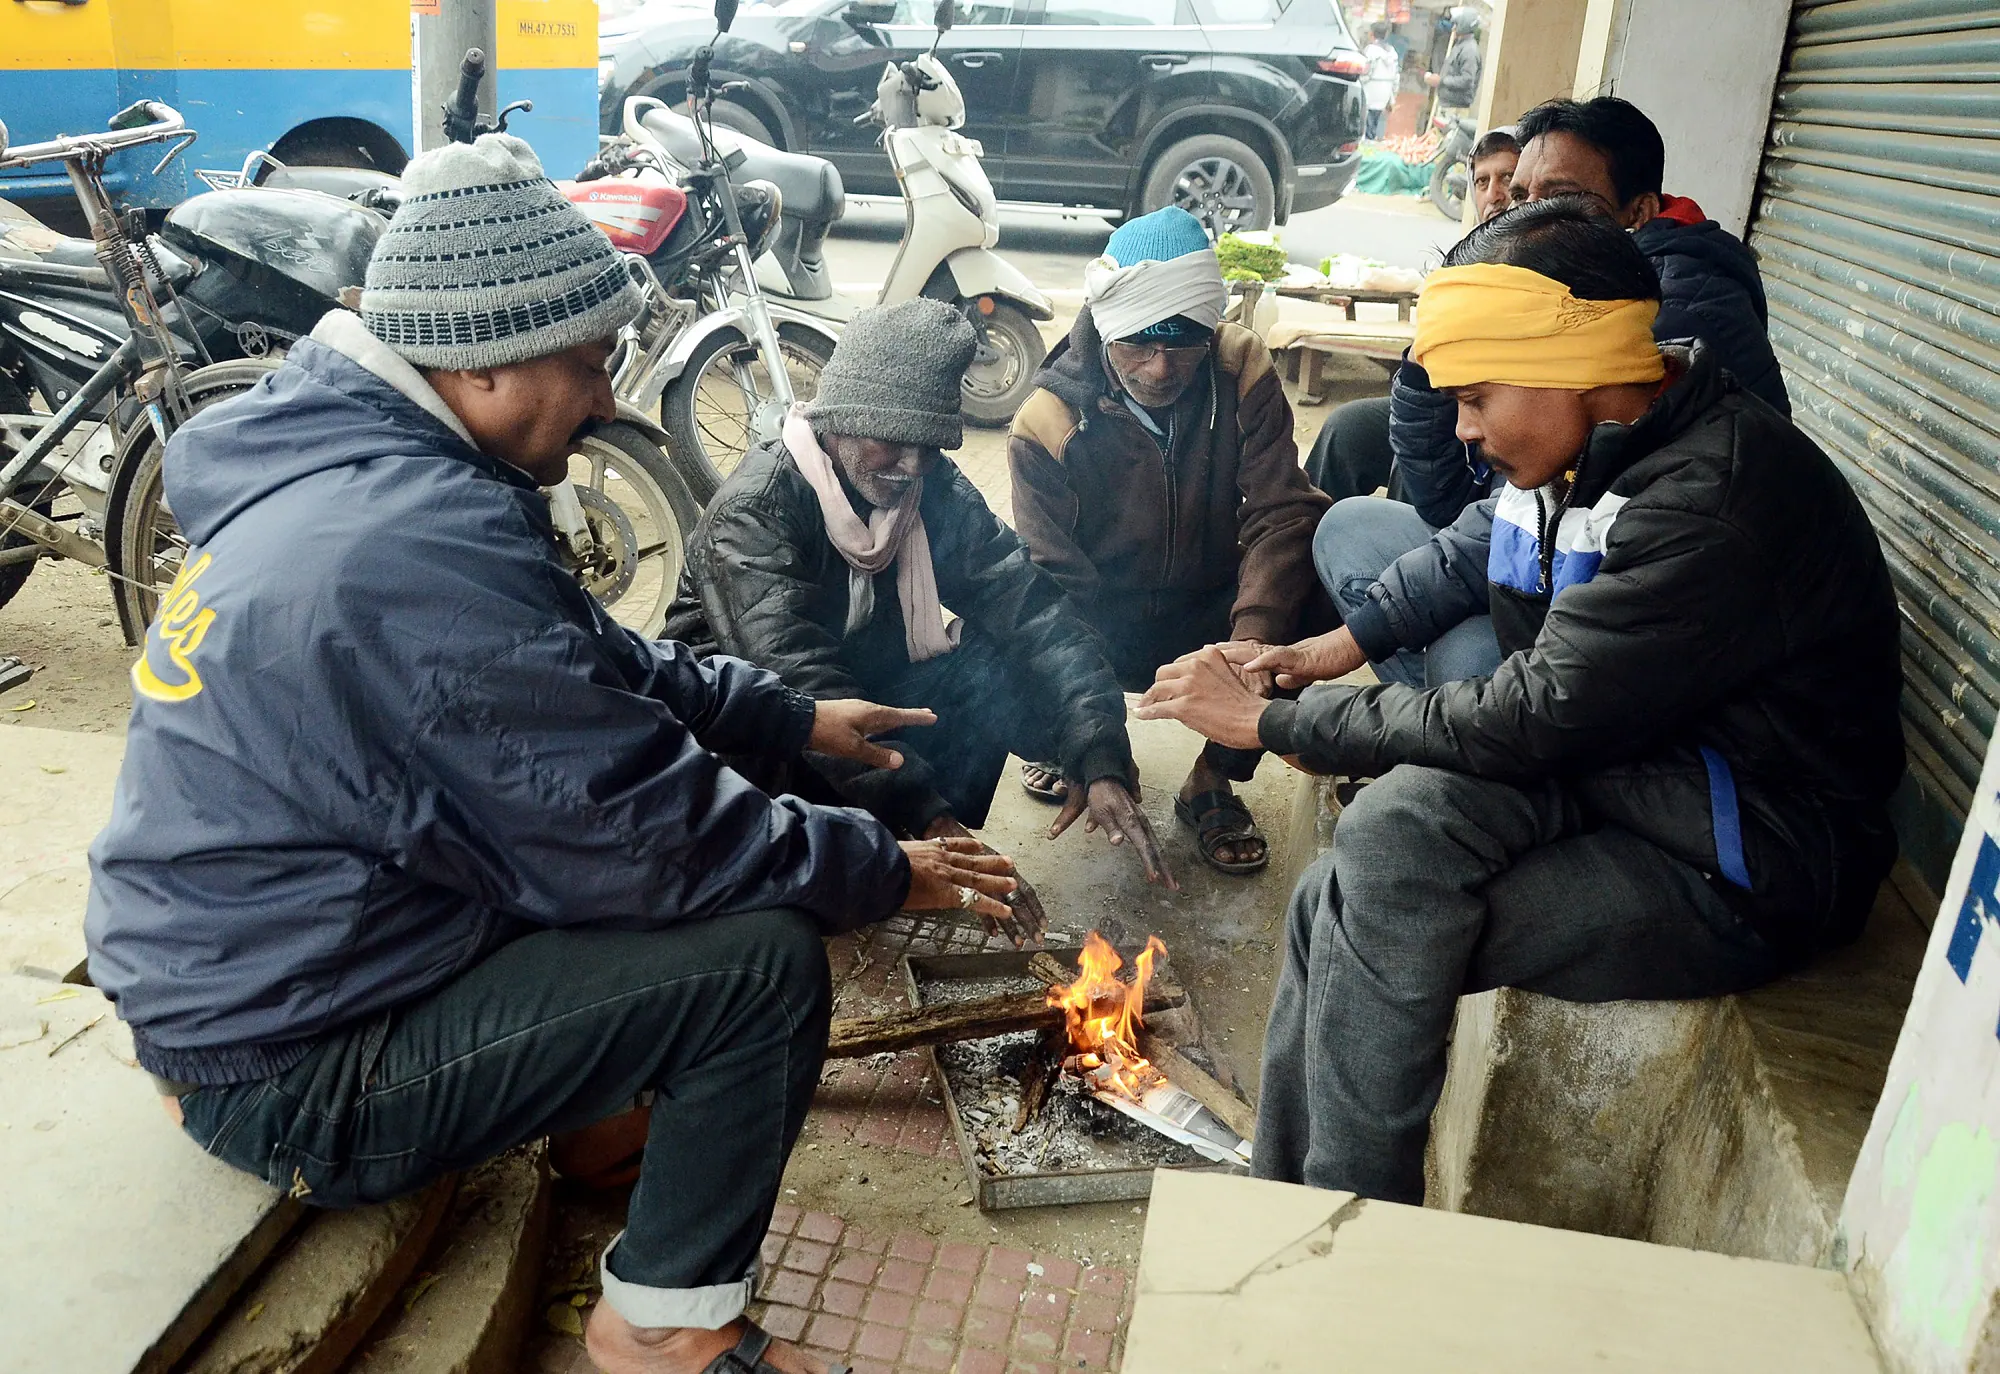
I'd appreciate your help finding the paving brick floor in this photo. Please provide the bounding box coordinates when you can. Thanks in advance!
[751,1205,1135,1374]
[548,1206,1135,1374]
[813,914,1016,1163]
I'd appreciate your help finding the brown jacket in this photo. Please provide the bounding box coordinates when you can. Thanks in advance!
[1007,312,1330,646]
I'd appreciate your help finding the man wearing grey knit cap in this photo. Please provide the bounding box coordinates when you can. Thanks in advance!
[89,135,1028,1374]
[667,297,1174,894]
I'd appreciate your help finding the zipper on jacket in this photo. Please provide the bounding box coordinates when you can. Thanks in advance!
[1536,453,1585,594]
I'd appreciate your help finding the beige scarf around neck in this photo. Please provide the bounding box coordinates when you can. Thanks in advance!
[784,406,960,662]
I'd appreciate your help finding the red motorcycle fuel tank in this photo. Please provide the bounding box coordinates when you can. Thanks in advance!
[560,174,689,255]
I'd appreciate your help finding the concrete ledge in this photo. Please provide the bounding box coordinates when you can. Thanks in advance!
[1284,772,1926,1264]
[346,1143,552,1374]
[180,1177,458,1374]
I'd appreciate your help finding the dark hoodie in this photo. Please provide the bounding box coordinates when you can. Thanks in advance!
[1007,311,1329,649]
[85,313,909,1086]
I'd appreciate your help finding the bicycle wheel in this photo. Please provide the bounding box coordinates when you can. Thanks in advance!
[662,321,834,498]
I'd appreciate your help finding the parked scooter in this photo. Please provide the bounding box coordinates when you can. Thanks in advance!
[572,0,841,498]
[1428,112,1476,221]
[622,0,1054,427]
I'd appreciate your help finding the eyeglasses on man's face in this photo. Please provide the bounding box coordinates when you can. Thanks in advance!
[1107,340,1211,367]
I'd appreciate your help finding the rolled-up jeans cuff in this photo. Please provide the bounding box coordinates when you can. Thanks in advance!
[599,1231,756,1329]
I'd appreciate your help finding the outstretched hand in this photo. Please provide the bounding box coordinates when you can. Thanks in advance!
[899,836,1029,942]
[923,816,1046,947]
[809,699,937,770]
[1136,645,1270,749]
[1050,777,1177,891]
[1232,629,1368,691]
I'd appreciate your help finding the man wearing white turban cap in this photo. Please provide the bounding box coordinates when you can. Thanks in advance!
[1007,207,1332,876]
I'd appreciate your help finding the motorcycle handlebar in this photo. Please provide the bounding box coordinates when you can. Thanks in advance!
[455,49,487,116]
[442,48,488,143]
[0,101,187,169]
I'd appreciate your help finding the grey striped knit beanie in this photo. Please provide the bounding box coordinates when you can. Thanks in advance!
[360,134,642,369]
[802,297,976,449]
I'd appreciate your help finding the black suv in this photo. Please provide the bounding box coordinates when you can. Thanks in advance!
[599,0,1366,233]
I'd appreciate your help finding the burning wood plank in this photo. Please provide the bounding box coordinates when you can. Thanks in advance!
[825,985,1183,1060]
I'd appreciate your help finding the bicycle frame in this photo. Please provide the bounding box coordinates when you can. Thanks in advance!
[0,104,195,561]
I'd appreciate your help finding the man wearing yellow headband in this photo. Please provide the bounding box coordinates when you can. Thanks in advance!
[1137,199,1905,1203]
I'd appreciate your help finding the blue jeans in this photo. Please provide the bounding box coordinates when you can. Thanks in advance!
[177,912,831,1330]
[1312,495,1501,688]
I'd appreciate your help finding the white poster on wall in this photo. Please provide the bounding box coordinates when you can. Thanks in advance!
[1840,736,2000,1371]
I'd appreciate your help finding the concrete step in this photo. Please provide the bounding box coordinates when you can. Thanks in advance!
[180,1178,459,1374]
[340,1142,552,1374]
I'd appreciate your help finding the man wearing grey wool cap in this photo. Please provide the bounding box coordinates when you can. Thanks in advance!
[87,134,1023,1374]
[667,296,1176,905]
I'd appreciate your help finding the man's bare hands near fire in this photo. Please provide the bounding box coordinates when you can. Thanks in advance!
[901,834,1028,940]
[1136,645,1271,750]
[1051,778,1177,891]
[921,815,1046,947]
[809,698,937,769]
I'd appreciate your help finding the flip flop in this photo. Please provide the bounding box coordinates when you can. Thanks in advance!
[1019,759,1066,803]
[702,1321,850,1374]
[1174,790,1269,875]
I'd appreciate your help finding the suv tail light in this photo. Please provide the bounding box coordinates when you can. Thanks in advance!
[1317,54,1367,80]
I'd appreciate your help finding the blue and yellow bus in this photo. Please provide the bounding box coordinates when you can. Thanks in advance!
[0,1,599,208]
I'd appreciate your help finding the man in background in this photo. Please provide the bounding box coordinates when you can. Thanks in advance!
[1363,21,1398,141]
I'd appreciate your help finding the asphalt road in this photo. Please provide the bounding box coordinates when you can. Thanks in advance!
[824,189,1468,298]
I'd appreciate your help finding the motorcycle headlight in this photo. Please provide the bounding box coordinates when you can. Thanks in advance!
[739,178,783,260]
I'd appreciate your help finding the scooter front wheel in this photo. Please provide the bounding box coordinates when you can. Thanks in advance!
[961,301,1047,429]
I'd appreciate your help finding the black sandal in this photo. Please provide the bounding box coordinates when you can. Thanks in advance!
[702,1322,850,1374]
[1019,759,1066,803]
[1174,790,1269,875]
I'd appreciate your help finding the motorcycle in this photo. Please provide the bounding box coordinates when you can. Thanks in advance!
[1,53,699,639]
[569,0,841,499]
[621,0,1053,428]
[1428,112,1476,222]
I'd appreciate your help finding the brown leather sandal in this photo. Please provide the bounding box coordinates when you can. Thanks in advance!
[701,1322,849,1374]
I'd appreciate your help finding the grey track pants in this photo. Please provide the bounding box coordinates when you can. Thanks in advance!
[1252,765,1781,1203]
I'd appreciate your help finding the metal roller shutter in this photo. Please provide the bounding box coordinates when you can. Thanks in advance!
[1751,0,2000,875]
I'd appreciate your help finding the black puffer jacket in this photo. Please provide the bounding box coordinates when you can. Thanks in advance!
[1396,201,1789,530]
[1637,201,1788,415]
[664,439,1135,835]
[1269,345,1904,958]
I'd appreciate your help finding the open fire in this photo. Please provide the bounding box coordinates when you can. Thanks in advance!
[1042,931,1252,1167]
[1045,930,1168,1102]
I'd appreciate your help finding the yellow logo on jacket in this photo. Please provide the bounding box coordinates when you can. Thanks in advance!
[132,553,215,703]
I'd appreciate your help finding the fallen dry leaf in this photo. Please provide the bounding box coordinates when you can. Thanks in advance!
[39,765,65,774]
[403,1272,442,1313]
[243,1302,265,1324]
[0,1020,49,1050]
[35,987,80,1005]
[6,699,35,712]
[544,1301,585,1338]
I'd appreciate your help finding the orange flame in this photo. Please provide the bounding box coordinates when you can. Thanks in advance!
[1047,932,1167,1101]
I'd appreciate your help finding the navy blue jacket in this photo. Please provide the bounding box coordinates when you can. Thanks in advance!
[1395,202,1789,528]
[86,330,908,1086]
